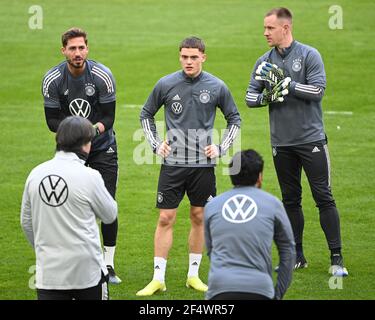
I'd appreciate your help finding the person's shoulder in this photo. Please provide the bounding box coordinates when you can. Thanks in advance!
[84,165,103,180]
[201,72,231,92]
[295,41,321,57]
[253,188,282,205]
[205,188,236,210]
[257,49,273,63]
[160,70,183,82]
[155,71,183,88]
[202,71,225,85]
[26,158,55,181]
[42,62,65,83]
[88,60,115,93]
[88,60,114,76]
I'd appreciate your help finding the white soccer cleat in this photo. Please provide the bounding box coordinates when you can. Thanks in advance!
[330,265,349,277]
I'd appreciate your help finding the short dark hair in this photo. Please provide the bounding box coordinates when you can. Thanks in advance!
[56,116,95,153]
[61,27,88,47]
[265,7,293,23]
[229,150,264,186]
[179,36,205,53]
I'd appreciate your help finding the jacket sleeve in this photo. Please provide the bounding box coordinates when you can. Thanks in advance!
[245,58,267,108]
[42,71,62,133]
[217,83,241,156]
[93,65,116,104]
[273,200,296,300]
[89,170,117,224]
[44,107,63,132]
[97,101,116,131]
[289,49,326,102]
[92,65,117,131]
[140,80,164,153]
[20,178,34,247]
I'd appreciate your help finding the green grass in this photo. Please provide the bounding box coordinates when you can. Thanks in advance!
[0,0,374,300]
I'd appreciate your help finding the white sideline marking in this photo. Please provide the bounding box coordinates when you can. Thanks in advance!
[122,104,143,109]
[124,105,353,116]
[324,111,353,116]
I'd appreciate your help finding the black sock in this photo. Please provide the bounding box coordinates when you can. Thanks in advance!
[296,243,303,256]
[330,247,341,256]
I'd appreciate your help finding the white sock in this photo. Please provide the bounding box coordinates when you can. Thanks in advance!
[187,253,202,278]
[153,257,167,283]
[104,246,116,268]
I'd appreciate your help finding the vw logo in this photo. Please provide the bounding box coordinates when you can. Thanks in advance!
[222,194,257,224]
[69,98,91,118]
[171,102,183,114]
[39,175,68,207]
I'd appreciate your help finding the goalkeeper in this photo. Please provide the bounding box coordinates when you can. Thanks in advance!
[245,7,348,277]
[42,28,121,284]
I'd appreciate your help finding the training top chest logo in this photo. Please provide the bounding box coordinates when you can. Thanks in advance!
[69,98,91,118]
[199,90,211,104]
[171,102,183,114]
[222,194,258,224]
[292,58,302,72]
[85,83,96,96]
[39,175,68,207]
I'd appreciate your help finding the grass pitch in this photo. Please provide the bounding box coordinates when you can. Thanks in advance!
[0,0,374,300]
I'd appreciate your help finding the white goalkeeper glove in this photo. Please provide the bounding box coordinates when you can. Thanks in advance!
[261,77,291,105]
[255,61,287,86]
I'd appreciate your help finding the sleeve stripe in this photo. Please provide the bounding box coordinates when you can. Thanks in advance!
[92,66,113,91]
[92,66,114,93]
[222,125,238,151]
[141,119,156,148]
[43,69,60,91]
[295,84,322,95]
[92,70,111,93]
[296,83,320,90]
[43,71,61,97]
[221,125,234,151]
[296,85,320,92]
[221,125,239,152]
[143,119,158,148]
[246,92,259,102]
[142,119,159,149]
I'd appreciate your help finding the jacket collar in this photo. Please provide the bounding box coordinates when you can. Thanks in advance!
[181,70,204,83]
[275,40,297,58]
[55,151,86,164]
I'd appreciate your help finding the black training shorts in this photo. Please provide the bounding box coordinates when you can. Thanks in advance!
[156,165,216,209]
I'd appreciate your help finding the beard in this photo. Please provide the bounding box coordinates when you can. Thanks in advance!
[67,57,86,69]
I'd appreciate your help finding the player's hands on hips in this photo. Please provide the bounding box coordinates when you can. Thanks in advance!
[157,141,171,158]
[205,144,220,159]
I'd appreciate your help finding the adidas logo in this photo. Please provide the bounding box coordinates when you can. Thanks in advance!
[172,94,181,101]
[207,195,214,202]
[312,146,320,153]
[106,147,115,153]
